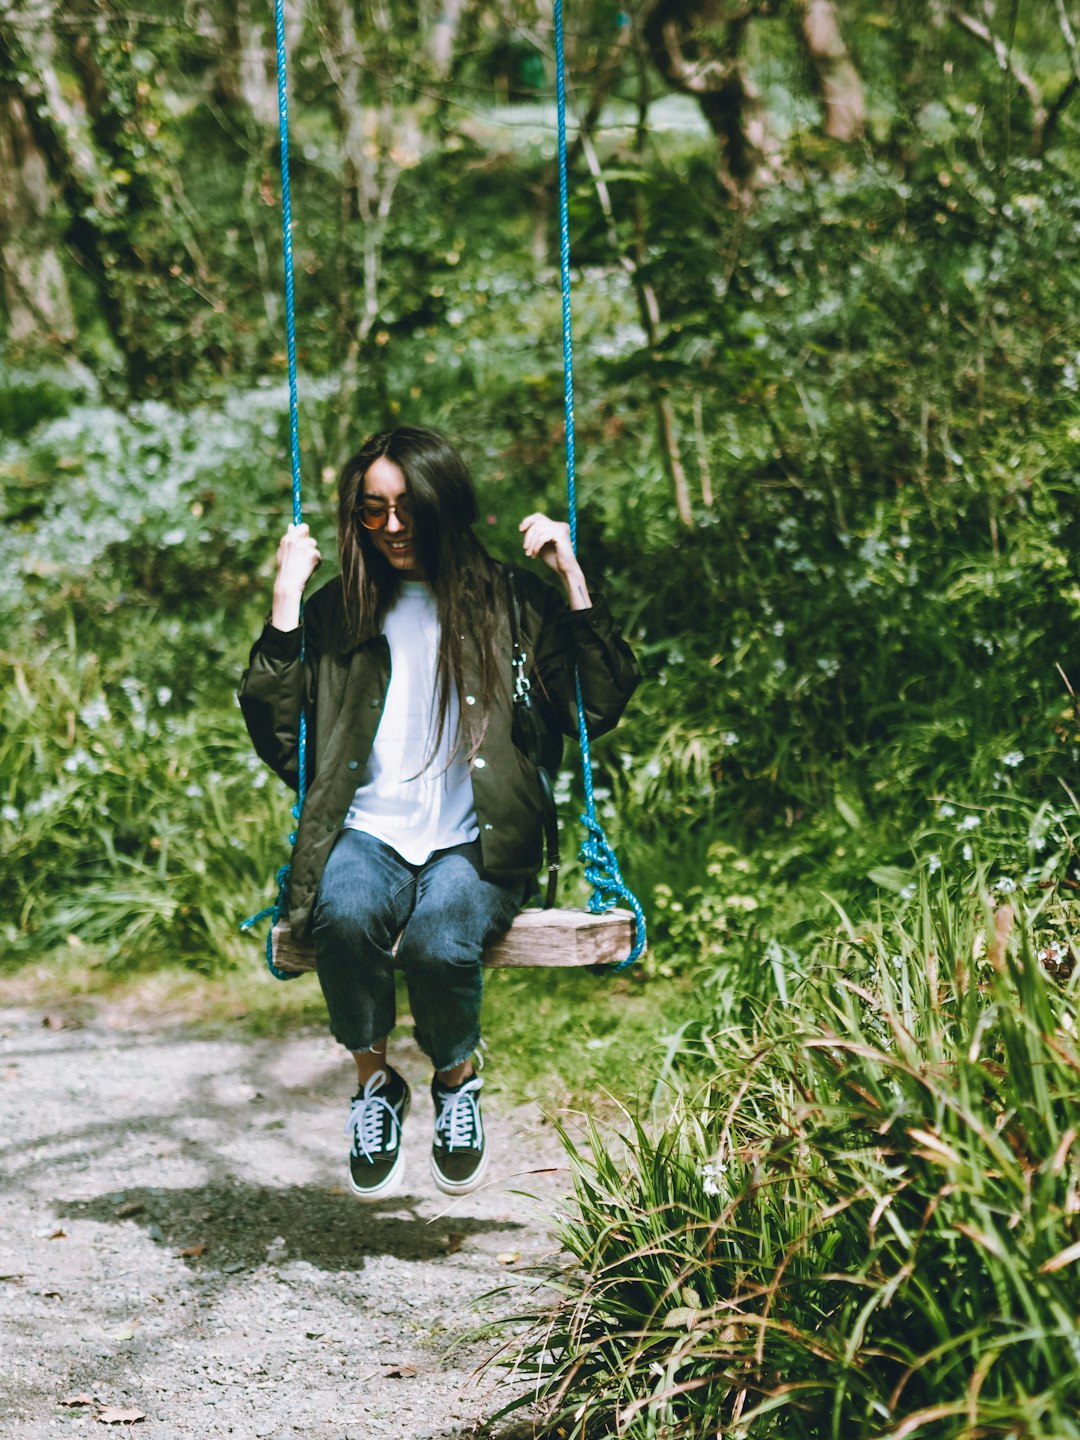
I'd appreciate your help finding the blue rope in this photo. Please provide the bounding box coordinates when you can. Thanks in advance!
[240,0,305,981]
[273,0,307,820]
[554,0,645,968]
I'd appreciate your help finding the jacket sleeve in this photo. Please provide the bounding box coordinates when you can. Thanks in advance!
[237,610,320,792]
[522,573,640,741]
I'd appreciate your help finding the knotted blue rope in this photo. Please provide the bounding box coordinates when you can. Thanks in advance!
[554,0,645,967]
[240,0,306,980]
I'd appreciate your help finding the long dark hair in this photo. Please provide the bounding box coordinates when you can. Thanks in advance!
[337,426,503,761]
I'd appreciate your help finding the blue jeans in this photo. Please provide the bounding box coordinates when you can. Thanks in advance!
[312,831,526,1072]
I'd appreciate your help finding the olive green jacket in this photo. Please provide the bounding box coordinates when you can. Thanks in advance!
[238,566,639,942]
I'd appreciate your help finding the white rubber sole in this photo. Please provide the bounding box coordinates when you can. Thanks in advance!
[430,1147,489,1196]
[348,1150,405,1202]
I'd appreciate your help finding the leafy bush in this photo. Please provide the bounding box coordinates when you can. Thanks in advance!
[0,623,285,967]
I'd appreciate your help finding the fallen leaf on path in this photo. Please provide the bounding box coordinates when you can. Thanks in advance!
[382,1363,418,1379]
[175,1244,206,1258]
[48,1228,67,1240]
[496,1251,520,1265]
[96,1407,146,1424]
[115,1202,145,1218]
[43,1014,79,1030]
[44,1289,63,1299]
[59,1394,94,1407]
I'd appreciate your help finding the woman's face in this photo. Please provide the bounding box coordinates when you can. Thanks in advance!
[360,455,426,580]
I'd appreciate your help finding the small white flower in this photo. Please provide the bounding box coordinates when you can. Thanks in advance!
[1001,751,1024,768]
[701,1159,725,1197]
[959,814,981,831]
[78,697,111,730]
[962,842,974,861]
[1,804,19,823]
[938,803,956,819]
[156,686,172,706]
[996,877,1017,895]
[722,731,739,747]
[927,854,941,875]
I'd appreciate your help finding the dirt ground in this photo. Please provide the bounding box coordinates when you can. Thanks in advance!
[0,999,576,1439]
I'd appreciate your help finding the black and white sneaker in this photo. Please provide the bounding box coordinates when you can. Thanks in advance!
[345,1068,410,1201]
[431,1072,487,1195]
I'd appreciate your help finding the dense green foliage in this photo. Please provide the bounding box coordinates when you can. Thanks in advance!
[3,2,1080,1432]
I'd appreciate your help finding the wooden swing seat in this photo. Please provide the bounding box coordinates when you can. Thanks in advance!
[270,906,639,974]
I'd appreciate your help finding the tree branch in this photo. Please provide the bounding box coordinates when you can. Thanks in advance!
[1054,0,1080,82]
[953,9,1047,146]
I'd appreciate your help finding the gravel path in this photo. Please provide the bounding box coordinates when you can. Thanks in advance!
[0,1004,573,1439]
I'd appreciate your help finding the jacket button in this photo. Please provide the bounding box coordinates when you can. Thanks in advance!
[347,760,358,770]
[474,757,486,769]
[465,694,476,706]
[369,698,380,709]
[483,823,493,831]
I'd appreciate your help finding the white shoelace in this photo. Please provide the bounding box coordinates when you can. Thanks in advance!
[345,1070,402,1160]
[434,1076,483,1152]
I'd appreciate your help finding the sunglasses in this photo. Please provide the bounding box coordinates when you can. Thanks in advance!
[353,497,414,532]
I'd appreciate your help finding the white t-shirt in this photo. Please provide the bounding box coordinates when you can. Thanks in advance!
[343,580,478,863]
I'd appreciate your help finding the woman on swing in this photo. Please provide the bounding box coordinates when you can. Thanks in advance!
[240,426,638,1200]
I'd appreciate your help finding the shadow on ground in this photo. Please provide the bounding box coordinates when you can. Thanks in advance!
[58,1182,527,1271]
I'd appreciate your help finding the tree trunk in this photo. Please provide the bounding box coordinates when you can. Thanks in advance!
[0,91,75,345]
[794,0,865,140]
[428,0,470,77]
[0,8,138,376]
[642,0,776,198]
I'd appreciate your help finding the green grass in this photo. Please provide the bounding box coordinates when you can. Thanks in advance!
[505,875,1080,1438]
